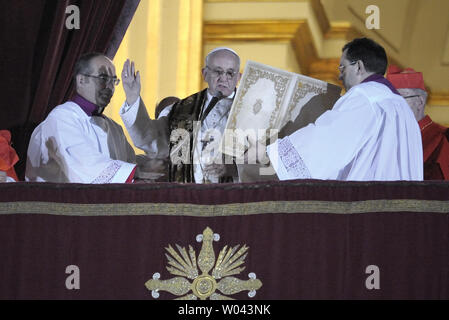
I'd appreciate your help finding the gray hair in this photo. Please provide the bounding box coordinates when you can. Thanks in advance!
[73,52,105,80]
[409,88,428,103]
[205,47,240,69]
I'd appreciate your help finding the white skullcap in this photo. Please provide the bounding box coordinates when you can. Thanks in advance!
[205,47,240,66]
[207,47,239,57]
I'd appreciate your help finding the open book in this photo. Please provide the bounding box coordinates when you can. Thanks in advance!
[219,60,342,181]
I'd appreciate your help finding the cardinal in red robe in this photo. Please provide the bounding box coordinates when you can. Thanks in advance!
[387,65,449,180]
[0,130,19,181]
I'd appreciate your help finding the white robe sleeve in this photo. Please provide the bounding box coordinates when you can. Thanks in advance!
[120,97,170,158]
[268,88,379,180]
[26,110,135,183]
[157,105,172,119]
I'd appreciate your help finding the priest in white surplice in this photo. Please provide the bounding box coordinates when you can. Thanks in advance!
[266,38,423,181]
[26,53,140,183]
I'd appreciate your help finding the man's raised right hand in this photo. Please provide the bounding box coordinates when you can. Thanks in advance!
[122,59,141,106]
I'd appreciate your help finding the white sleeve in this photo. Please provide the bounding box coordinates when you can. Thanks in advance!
[120,97,170,158]
[157,105,173,119]
[29,112,135,183]
[268,89,378,180]
[267,136,311,180]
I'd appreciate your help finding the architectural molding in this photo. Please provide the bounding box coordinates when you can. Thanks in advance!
[203,20,304,42]
[310,0,330,35]
[177,0,203,98]
[204,19,341,82]
[347,5,399,53]
[428,92,449,106]
[203,13,449,106]
[324,22,362,40]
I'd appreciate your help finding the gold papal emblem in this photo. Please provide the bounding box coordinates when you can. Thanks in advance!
[252,99,263,115]
[145,227,262,300]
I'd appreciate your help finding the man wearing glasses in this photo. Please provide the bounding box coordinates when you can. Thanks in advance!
[387,65,449,180]
[120,47,241,183]
[266,37,423,181]
[26,53,140,183]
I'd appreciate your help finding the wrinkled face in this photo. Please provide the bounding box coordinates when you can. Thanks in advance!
[338,50,359,91]
[202,50,241,97]
[76,56,116,108]
[397,88,426,121]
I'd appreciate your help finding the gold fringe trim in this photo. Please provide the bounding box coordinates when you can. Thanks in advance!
[0,199,448,217]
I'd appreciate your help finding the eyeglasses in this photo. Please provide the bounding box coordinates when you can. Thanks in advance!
[82,74,120,86]
[338,61,357,72]
[404,95,421,99]
[206,66,237,79]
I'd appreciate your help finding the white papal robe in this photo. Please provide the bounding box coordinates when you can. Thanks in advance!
[26,101,136,183]
[267,81,423,181]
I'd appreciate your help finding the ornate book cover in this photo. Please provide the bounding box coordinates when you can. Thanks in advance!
[220,60,342,159]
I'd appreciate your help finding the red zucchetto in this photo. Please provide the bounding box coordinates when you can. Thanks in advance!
[386,65,426,91]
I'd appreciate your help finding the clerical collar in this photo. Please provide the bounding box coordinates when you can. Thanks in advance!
[71,94,102,116]
[206,89,236,103]
[361,74,400,95]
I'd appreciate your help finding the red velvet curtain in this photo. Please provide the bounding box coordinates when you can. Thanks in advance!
[0,180,448,299]
[0,0,140,180]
